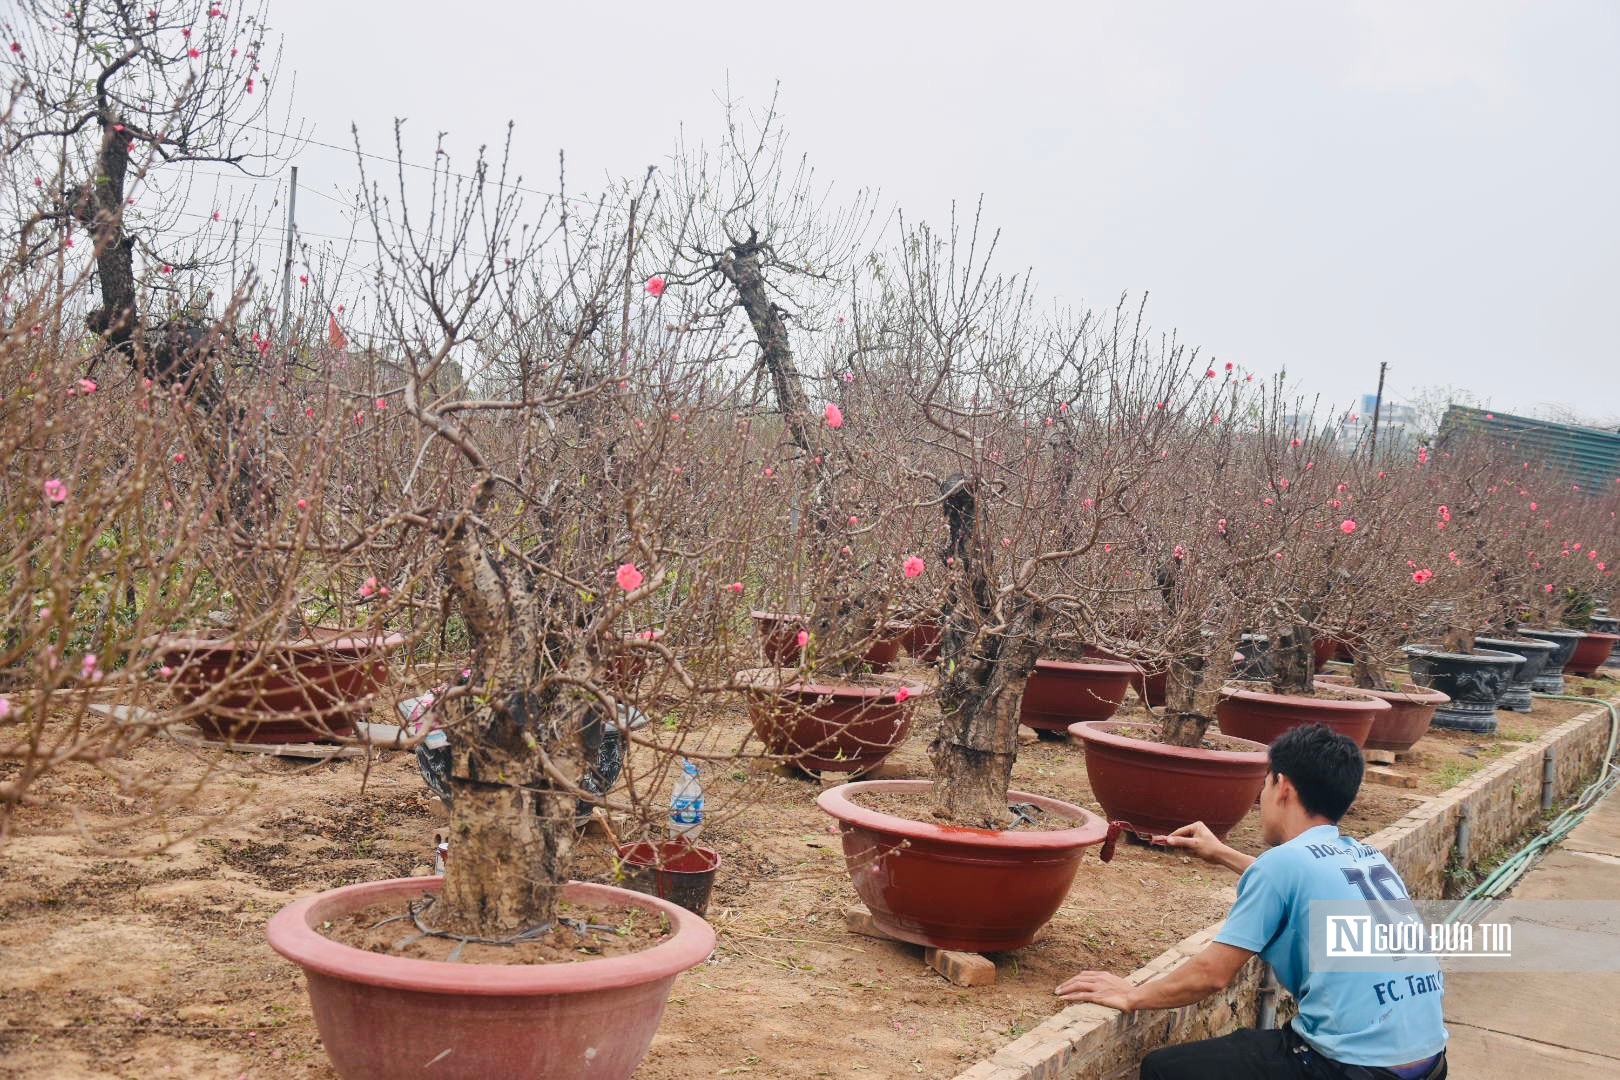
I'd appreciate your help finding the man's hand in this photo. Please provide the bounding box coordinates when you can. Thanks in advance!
[1054,970,1135,1011]
[1155,821,1254,874]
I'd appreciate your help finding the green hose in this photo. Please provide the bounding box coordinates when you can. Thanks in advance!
[1441,692,1620,926]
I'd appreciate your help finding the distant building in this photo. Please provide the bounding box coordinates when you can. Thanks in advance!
[1333,394,1419,454]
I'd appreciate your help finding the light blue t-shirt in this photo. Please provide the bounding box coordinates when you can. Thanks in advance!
[1215,823,1448,1066]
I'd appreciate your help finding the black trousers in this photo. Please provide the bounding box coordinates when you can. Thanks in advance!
[1140,1026,1447,1080]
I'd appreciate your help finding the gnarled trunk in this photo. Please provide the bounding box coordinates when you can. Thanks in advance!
[927,475,1046,827]
[435,513,589,935]
[1271,620,1316,696]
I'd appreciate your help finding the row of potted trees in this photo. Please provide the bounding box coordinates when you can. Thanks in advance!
[9,25,1620,1075]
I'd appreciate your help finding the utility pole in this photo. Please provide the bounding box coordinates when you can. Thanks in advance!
[279,165,298,355]
[1369,360,1387,459]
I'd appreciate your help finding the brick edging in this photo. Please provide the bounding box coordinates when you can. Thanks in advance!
[953,696,1620,1080]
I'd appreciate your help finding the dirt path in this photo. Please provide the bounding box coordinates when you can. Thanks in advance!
[1,671,1595,1079]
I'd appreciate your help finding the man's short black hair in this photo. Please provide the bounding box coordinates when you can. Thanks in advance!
[1268,723,1363,821]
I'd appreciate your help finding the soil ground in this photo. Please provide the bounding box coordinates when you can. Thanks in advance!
[0,664,1609,1079]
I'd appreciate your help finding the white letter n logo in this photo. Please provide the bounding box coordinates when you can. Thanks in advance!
[1328,916,1370,956]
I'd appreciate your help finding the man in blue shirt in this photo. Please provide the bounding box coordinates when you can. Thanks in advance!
[1056,723,1448,1079]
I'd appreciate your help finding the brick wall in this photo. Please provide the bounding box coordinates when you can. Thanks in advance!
[953,697,1618,1080]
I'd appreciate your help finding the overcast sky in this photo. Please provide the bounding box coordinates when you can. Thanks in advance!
[254,0,1618,421]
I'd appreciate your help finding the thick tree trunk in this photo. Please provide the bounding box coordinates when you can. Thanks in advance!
[720,240,875,669]
[1160,651,1218,747]
[1351,650,1394,691]
[927,475,1045,827]
[434,514,588,936]
[1271,620,1316,696]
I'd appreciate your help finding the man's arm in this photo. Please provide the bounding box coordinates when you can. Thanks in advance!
[1054,942,1255,1012]
[1156,821,1255,875]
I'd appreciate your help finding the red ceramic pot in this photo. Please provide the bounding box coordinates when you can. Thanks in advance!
[607,629,665,690]
[751,610,807,665]
[151,630,404,744]
[750,612,906,671]
[740,673,930,773]
[1068,720,1269,840]
[266,877,714,1080]
[901,620,943,663]
[815,780,1120,952]
[1082,646,1165,707]
[1315,676,1448,753]
[1019,658,1135,733]
[1215,684,1390,748]
[860,630,909,674]
[1566,631,1619,675]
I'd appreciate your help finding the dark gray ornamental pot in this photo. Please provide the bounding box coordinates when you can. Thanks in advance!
[1517,628,1586,694]
[1473,637,1557,713]
[1402,646,1518,734]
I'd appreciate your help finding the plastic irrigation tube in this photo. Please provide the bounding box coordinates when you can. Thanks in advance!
[1441,692,1620,927]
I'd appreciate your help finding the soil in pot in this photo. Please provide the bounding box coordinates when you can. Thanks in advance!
[267,877,714,1080]
[1068,720,1268,841]
[1214,681,1390,748]
[815,779,1118,953]
[1018,657,1135,738]
[1314,676,1449,753]
[152,630,404,744]
[738,669,931,774]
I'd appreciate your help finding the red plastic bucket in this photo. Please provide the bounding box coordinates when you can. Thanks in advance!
[614,841,722,917]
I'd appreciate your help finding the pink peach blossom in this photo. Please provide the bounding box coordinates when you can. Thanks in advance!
[615,563,644,591]
[645,276,666,297]
[902,556,925,578]
[825,403,844,428]
[43,478,67,503]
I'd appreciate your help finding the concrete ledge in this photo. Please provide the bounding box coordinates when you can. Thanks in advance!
[953,695,1620,1080]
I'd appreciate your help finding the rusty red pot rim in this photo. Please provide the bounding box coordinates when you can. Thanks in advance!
[1067,719,1269,763]
[734,668,933,701]
[816,779,1110,849]
[1218,683,1392,712]
[1033,657,1139,676]
[1314,676,1450,706]
[266,877,714,996]
[150,629,407,655]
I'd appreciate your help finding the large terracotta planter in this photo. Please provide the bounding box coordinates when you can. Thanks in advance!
[1215,684,1390,748]
[815,780,1119,952]
[1068,720,1268,840]
[1019,658,1135,736]
[1472,636,1557,712]
[152,630,404,744]
[900,619,943,663]
[749,611,906,671]
[1083,646,1166,707]
[1517,628,1586,693]
[1567,631,1618,675]
[1403,646,1519,734]
[739,671,930,774]
[266,877,714,1080]
[1314,676,1448,753]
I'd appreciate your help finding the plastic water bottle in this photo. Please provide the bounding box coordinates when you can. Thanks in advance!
[668,758,704,841]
